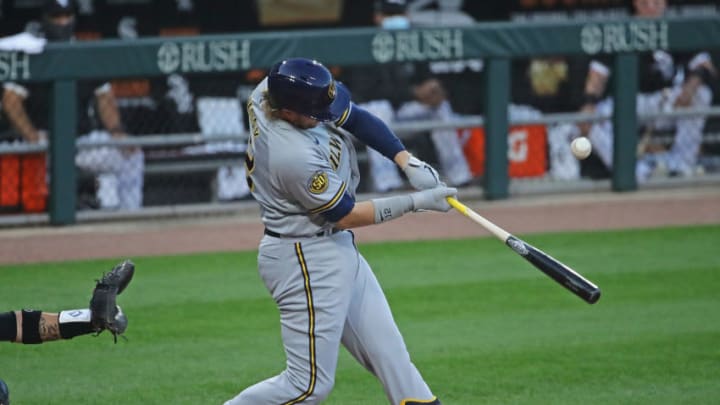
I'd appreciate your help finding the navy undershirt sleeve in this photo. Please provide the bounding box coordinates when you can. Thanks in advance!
[340,104,405,161]
[321,192,355,223]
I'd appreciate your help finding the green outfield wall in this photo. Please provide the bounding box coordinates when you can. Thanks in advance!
[1,16,718,224]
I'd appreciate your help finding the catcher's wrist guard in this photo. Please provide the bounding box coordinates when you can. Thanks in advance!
[58,309,94,339]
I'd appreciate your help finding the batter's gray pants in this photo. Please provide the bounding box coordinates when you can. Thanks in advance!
[224,230,436,405]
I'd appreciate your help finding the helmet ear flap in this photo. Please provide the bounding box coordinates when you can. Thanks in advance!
[265,92,280,111]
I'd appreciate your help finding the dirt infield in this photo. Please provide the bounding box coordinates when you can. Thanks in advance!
[0,186,718,265]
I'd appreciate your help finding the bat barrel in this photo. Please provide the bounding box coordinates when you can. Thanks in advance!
[447,197,602,304]
[507,236,601,304]
[585,288,601,304]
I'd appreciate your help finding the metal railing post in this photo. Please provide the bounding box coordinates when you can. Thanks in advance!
[612,53,638,192]
[483,58,510,200]
[49,80,77,225]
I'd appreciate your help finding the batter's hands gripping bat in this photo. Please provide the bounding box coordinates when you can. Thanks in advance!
[446,197,601,304]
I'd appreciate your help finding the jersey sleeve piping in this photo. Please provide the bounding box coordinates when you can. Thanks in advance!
[309,181,347,214]
[334,104,352,127]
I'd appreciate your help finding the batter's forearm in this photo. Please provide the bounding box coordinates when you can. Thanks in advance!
[335,187,455,229]
[335,201,373,229]
[371,195,413,224]
[336,201,384,229]
[336,197,413,229]
[394,150,411,168]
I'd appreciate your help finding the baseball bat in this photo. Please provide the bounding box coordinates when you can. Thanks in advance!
[446,197,601,304]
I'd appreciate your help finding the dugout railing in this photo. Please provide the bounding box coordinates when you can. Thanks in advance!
[0,16,719,225]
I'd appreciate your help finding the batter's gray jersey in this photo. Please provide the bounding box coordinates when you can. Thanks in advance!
[246,79,360,236]
[225,78,437,405]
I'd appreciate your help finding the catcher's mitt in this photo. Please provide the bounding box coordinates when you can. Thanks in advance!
[90,260,135,342]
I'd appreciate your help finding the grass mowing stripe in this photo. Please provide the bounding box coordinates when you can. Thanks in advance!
[0,225,718,404]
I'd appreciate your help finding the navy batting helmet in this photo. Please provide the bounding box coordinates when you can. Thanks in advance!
[267,58,350,122]
[0,378,9,405]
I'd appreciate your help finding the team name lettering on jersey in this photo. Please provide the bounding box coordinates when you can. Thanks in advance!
[328,135,343,171]
[245,98,260,191]
[247,98,260,139]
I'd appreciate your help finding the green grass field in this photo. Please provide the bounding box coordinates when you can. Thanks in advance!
[1,225,719,404]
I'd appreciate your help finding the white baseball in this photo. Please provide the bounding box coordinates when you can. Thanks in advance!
[571,137,592,160]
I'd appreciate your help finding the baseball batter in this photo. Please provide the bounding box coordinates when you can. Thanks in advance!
[223,58,455,405]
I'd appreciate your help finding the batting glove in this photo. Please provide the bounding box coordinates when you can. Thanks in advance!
[409,186,457,212]
[402,155,443,190]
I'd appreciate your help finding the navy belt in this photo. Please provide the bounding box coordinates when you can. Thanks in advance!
[264,228,340,238]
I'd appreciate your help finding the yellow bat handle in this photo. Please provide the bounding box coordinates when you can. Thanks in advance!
[446,196,468,214]
[445,196,511,241]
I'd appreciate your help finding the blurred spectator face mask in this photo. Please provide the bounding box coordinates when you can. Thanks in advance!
[43,12,75,41]
[375,0,409,29]
[633,0,666,18]
[381,15,410,30]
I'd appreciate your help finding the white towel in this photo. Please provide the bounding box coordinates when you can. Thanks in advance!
[0,32,47,54]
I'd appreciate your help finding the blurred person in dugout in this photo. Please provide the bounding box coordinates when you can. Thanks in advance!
[550,0,716,182]
[338,0,473,193]
[0,0,144,210]
[112,17,250,203]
